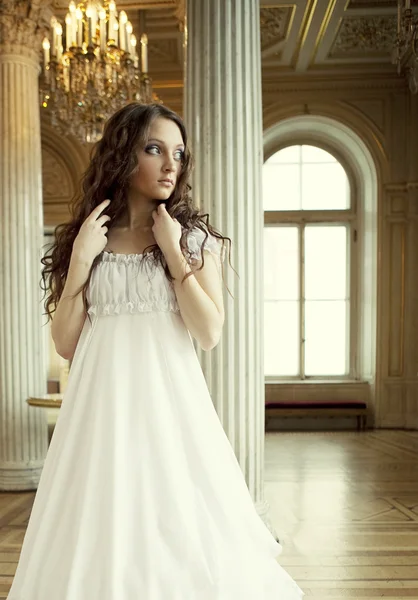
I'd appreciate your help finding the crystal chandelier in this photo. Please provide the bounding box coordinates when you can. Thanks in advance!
[40,1,158,143]
[392,0,418,93]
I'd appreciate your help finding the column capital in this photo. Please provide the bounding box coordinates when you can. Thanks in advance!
[0,0,52,62]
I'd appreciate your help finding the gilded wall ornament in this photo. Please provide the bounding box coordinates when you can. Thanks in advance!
[260,7,289,51]
[331,15,397,56]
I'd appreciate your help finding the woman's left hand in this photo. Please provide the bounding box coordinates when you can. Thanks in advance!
[152,203,182,256]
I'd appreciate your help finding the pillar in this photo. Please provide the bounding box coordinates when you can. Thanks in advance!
[0,1,50,489]
[184,0,276,535]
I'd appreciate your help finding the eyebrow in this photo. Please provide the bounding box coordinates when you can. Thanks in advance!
[148,138,185,148]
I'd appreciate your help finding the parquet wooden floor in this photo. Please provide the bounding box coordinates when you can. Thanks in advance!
[265,430,418,599]
[0,430,417,598]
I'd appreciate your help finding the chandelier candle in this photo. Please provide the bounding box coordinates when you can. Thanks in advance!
[65,13,72,50]
[141,33,148,73]
[126,20,133,55]
[131,34,138,68]
[108,1,116,43]
[42,38,50,69]
[50,16,57,55]
[119,11,128,52]
[86,5,97,47]
[69,1,77,44]
[99,8,106,52]
[55,23,63,61]
[76,7,83,47]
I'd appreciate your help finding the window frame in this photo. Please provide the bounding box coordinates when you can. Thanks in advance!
[263,141,360,382]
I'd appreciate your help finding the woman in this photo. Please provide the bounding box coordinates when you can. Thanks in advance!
[7,103,303,599]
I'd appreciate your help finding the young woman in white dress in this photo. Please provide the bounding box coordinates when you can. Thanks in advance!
[7,103,303,599]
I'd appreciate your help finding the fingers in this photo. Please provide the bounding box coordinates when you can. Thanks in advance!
[102,226,108,234]
[158,203,168,214]
[89,199,111,222]
[153,205,177,221]
[157,204,175,218]
[97,214,111,227]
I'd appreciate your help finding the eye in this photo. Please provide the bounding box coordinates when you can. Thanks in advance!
[174,150,185,161]
[145,144,160,155]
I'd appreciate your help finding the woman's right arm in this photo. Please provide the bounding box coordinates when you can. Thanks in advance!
[51,255,92,360]
[51,199,112,361]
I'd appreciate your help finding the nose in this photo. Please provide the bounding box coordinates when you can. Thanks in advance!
[163,155,176,173]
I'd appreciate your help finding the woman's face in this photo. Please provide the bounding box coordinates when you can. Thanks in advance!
[130,116,185,201]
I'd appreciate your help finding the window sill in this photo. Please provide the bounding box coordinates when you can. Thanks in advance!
[265,379,370,385]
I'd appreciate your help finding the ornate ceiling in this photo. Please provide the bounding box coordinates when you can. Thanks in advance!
[259,0,417,75]
[50,0,418,85]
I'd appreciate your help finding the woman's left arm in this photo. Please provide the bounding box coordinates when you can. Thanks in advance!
[151,204,224,350]
[164,247,224,351]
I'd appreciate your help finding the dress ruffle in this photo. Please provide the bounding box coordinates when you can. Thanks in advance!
[185,226,226,263]
[87,300,180,317]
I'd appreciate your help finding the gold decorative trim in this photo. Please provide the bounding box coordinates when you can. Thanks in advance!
[286,4,297,41]
[309,0,340,68]
[291,0,318,68]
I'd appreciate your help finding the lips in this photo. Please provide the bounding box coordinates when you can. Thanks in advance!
[158,178,174,185]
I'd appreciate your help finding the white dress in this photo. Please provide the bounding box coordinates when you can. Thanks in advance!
[7,227,303,600]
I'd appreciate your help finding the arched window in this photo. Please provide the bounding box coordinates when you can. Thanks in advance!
[263,144,357,379]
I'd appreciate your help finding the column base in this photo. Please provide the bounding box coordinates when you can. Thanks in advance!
[0,461,45,491]
[255,498,280,541]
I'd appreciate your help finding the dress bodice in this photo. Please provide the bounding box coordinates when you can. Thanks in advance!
[86,226,224,317]
[87,252,179,317]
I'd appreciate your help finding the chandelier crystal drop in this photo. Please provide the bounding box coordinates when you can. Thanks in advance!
[40,1,158,143]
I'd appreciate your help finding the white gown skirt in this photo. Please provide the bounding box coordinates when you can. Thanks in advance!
[7,310,304,599]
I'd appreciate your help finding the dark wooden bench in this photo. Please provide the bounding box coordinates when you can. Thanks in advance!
[265,400,368,430]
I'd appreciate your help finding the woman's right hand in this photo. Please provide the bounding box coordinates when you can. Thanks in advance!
[72,199,111,264]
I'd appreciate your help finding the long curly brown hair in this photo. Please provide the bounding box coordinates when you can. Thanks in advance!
[41,102,232,320]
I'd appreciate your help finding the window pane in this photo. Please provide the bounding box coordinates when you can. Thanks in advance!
[263,144,350,211]
[264,226,300,376]
[305,300,348,376]
[264,227,299,300]
[265,301,299,376]
[267,145,300,164]
[302,162,349,210]
[305,226,348,300]
[263,164,300,210]
[302,145,337,163]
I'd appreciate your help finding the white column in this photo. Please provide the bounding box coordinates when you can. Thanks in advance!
[184,1,276,536]
[0,3,50,490]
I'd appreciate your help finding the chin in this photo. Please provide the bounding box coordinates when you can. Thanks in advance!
[152,190,173,203]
